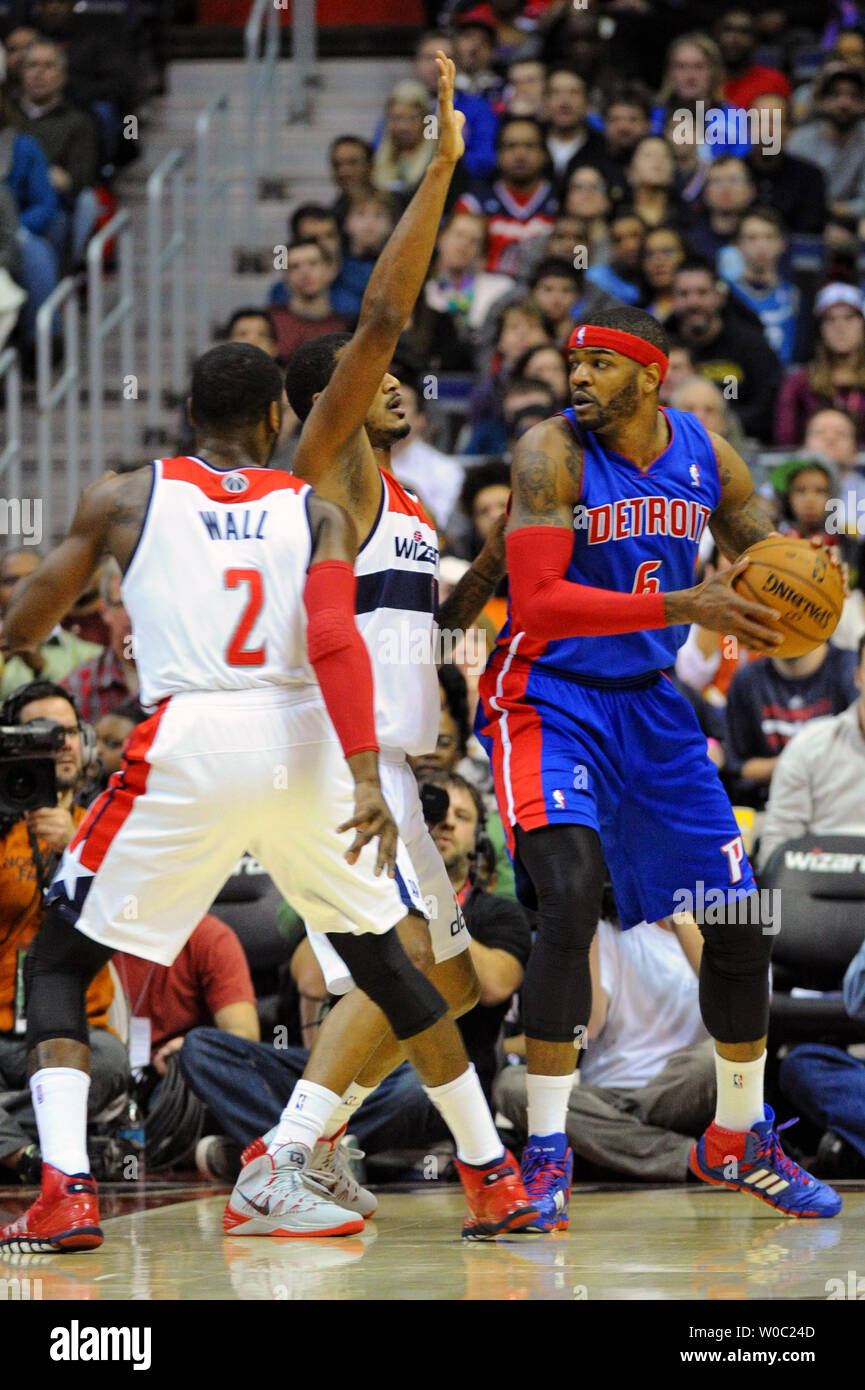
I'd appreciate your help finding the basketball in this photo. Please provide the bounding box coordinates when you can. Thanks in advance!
[732,537,844,658]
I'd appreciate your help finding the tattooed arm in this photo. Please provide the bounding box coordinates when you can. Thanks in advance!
[509,417,583,532]
[707,433,775,560]
[438,514,506,631]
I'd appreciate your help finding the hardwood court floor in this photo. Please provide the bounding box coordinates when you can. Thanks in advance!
[1,1182,863,1300]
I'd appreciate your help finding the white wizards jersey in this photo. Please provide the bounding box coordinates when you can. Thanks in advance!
[122,456,316,706]
[356,470,440,756]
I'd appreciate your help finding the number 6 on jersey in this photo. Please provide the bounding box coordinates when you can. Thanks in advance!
[632,559,662,595]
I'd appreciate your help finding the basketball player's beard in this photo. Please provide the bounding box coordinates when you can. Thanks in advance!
[366,420,411,451]
[575,374,640,434]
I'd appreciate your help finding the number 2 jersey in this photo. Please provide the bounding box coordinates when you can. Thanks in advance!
[122,457,441,756]
[122,456,318,707]
[491,405,722,682]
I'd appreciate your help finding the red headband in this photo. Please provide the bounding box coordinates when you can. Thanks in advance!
[567,325,669,382]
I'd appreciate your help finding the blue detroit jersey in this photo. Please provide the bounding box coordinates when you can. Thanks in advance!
[499,405,722,680]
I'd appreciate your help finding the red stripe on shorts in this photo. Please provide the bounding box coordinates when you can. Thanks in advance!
[71,700,170,873]
[485,651,549,849]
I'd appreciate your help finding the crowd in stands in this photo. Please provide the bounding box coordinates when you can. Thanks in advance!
[3,1,865,1191]
[0,0,148,361]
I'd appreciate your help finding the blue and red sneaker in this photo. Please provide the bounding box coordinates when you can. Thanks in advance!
[690,1106,842,1218]
[520,1133,573,1232]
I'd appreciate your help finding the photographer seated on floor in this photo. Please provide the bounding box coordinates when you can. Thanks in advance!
[112,913,259,1174]
[178,770,532,1181]
[0,680,127,1183]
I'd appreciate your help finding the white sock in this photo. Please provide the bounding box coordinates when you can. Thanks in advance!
[323,1080,377,1140]
[526,1072,574,1139]
[269,1081,340,1155]
[30,1067,90,1176]
[714,1052,766,1132]
[424,1064,504,1166]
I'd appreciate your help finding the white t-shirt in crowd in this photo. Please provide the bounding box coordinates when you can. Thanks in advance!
[391,437,465,527]
[580,919,708,1090]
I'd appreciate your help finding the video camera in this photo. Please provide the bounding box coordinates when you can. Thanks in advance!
[0,719,63,818]
[419,781,449,828]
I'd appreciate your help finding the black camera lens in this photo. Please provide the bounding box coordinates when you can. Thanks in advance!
[419,782,450,827]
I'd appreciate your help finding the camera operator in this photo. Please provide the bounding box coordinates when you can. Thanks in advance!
[0,680,127,1183]
[421,770,532,1100]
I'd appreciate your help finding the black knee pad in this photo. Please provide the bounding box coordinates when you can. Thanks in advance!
[515,823,606,1044]
[24,903,115,1049]
[326,923,448,1041]
[697,894,775,1044]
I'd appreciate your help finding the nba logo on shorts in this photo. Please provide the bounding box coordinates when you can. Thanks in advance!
[733,1073,743,1089]
[222,473,249,493]
[553,789,565,810]
[689,463,700,487]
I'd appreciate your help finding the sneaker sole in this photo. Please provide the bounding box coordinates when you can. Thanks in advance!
[0,1225,103,1254]
[461,1205,541,1240]
[223,1207,364,1238]
[522,1213,569,1233]
[688,1148,841,1219]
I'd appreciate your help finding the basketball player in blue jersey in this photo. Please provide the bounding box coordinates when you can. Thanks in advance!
[477,306,845,1229]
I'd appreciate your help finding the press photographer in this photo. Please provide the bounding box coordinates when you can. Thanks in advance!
[0,680,128,1184]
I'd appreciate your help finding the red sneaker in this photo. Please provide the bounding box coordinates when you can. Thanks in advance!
[0,1165,103,1254]
[455,1149,540,1239]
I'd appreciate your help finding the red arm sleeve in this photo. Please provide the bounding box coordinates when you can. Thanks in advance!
[507,526,667,640]
[303,559,378,760]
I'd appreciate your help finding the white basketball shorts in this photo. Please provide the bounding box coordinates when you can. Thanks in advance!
[47,687,426,966]
[307,752,470,994]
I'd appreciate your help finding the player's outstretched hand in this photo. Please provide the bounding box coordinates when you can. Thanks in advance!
[674,556,784,655]
[434,51,466,166]
[339,779,398,878]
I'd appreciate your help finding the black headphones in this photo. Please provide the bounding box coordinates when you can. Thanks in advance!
[465,784,496,887]
[1,680,100,775]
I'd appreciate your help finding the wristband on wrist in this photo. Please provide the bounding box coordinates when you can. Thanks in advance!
[470,562,498,587]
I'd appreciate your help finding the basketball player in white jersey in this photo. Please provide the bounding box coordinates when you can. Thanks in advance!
[0,342,537,1251]
[227,54,514,1226]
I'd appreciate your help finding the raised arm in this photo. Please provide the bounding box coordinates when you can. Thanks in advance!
[293,54,465,483]
[1,474,116,653]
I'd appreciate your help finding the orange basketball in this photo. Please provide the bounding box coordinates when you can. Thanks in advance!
[732,537,844,658]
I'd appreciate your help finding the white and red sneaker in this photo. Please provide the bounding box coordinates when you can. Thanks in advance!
[223,1145,364,1238]
[241,1125,377,1219]
[0,1165,103,1254]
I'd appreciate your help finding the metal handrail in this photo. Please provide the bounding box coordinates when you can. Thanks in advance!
[88,209,135,478]
[36,278,81,538]
[195,92,232,355]
[0,348,22,509]
[146,148,186,437]
[287,0,317,122]
[244,0,280,214]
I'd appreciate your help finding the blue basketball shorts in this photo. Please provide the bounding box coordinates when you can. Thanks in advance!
[476,658,757,928]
